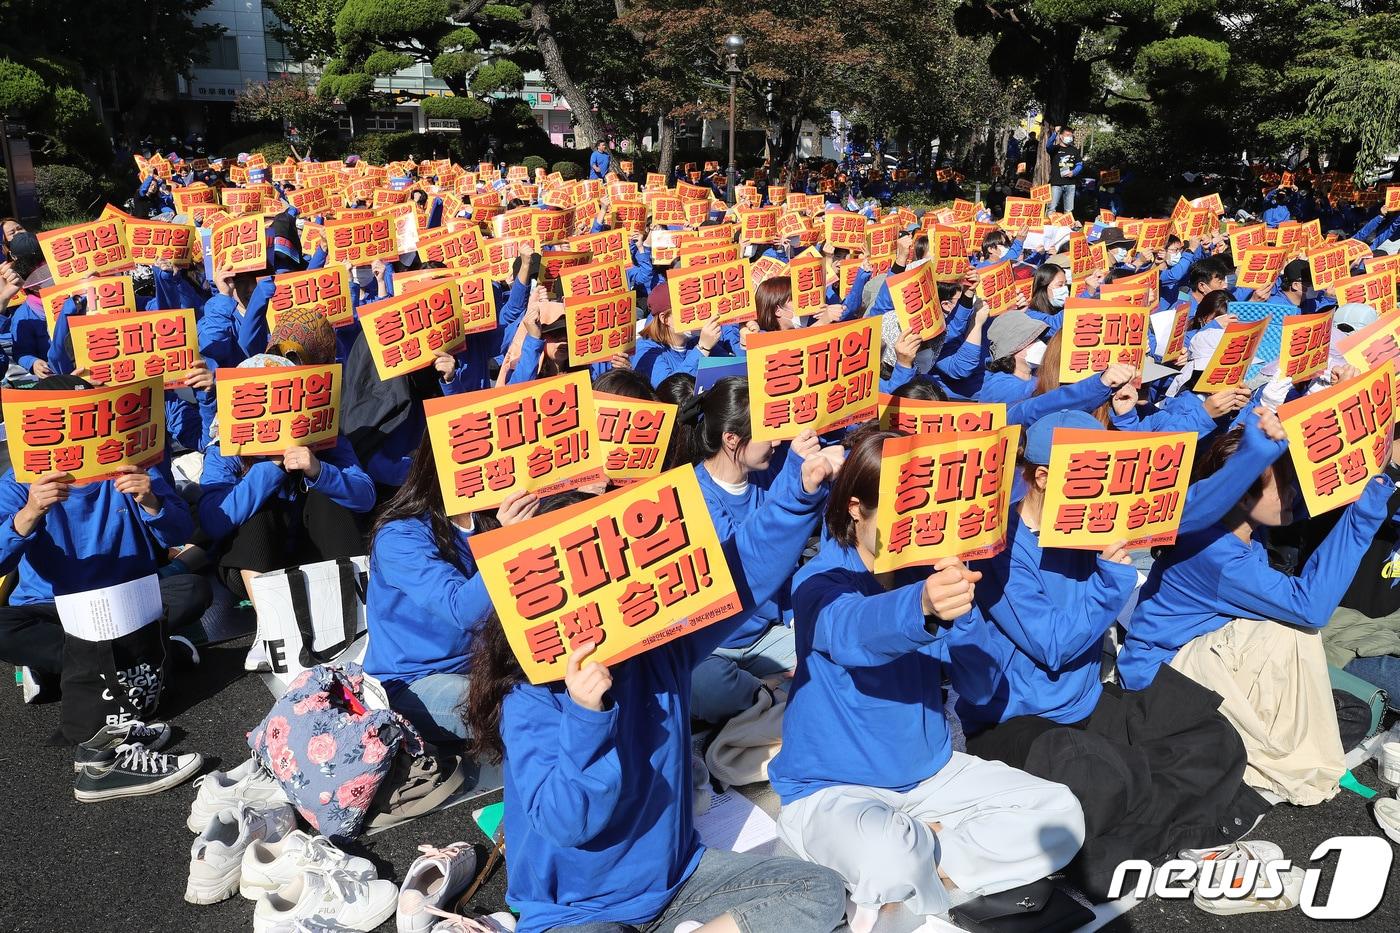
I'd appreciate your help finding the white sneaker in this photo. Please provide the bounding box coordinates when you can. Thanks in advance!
[1375,797,1400,844]
[187,756,289,833]
[254,869,399,933]
[241,830,377,900]
[429,910,516,932]
[397,842,479,933]
[185,803,297,904]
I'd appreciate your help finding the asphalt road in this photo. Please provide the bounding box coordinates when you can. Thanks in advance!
[1,634,1398,932]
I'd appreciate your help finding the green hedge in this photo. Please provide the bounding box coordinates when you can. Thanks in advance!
[35,164,98,223]
[551,160,583,180]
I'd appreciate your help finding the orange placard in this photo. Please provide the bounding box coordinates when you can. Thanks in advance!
[568,228,629,266]
[667,259,755,332]
[678,242,740,269]
[537,250,591,289]
[483,234,537,281]
[215,363,341,456]
[886,264,945,341]
[531,209,572,245]
[268,266,354,329]
[416,225,484,269]
[1029,184,1051,204]
[865,220,900,264]
[124,219,195,266]
[1278,364,1394,516]
[210,215,267,274]
[1098,268,1158,308]
[651,195,685,227]
[1070,231,1107,279]
[172,185,216,215]
[596,393,677,482]
[37,218,131,284]
[1002,197,1044,228]
[1230,223,1269,262]
[323,215,395,266]
[746,316,880,442]
[560,259,627,299]
[928,225,969,282]
[468,468,741,684]
[880,395,1006,436]
[359,281,467,379]
[1132,219,1172,253]
[450,270,499,336]
[976,259,1020,316]
[1338,310,1400,372]
[39,276,136,331]
[1174,207,1215,240]
[749,255,787,288]
[1307,242,1352,291]
[739,207,779,243]
[1234,247,1289,292]
[70,307,199,388]
[1159,301,1191,365]
[824,212,868,251]
[565,291,636,367]
[1038,429,1198,550]
[789,253,826,315]
[873,426,1020,571]
[1278,311,1333,384]
[1194,319,1268,393]
[423,369,607,514]
[1334,268,1398,316]
[1,379,166,483]
[1058,300,1148,383]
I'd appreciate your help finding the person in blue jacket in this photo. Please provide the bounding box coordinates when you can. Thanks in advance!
[199,267,275,371]
[631,286,730,387]
[978,311,1049,404]
[1119,422,1395,804]
[459,436,849,933]
[769,427,1084,924]
[198,355,375,605]
[946,408,1290,898]
[364,432,540,744]
[588,141,614,180]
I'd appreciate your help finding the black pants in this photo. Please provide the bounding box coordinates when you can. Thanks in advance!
[218,492,366,600]
[966,666,1270,901]
[0,573,213,676]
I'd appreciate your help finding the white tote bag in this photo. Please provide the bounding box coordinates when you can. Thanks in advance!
[248,556,370,697]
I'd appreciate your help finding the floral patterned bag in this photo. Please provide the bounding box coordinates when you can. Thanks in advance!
[248,662,424,839]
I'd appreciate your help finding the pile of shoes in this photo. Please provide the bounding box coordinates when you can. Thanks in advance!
[73,720,204,803]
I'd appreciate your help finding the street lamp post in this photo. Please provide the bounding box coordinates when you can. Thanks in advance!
[724,34,745,206]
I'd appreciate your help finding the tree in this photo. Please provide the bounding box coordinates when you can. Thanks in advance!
[265,0,349,63]
[234,76,341,156]
[528,1,605,147]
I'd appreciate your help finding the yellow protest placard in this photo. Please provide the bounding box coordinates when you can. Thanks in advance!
[565,291,636,367]
[873,426,1020,571]
[537,250,591,289]
[596,393,676,483]
[789,253,826,316]
[37,218,131,284]
[1069,231,1107,279]
[1001,197,1043,228]
[1230,223,1269,263]
[568,228,629,266]
[1338,310,1400,372]
[824,212,868,251]
[739,207,779,243]
[1029,184,1052,204]
[468,468,741,684]
[1278,311,1333,384]
[1233,246,1288,292]
[746,316,880,442]
[749,255,787,288]
[172,185,216,215]
[70,307,199,388]
[1159,300,1191,365]
[1,378,166,484]
[667,260,755,332]
[210,215,267,274]
[976,259,1020,316]
[879,395,1006,435]
[1333,268,1398,317]
[886,264,945,341]
[1098,268,1158,308]
[1278,364,1394,516]
[1307,242,1352,291]
[531,209,571,245]
[1194,318,1269,393]
[1038,428,1198,550]
[560,259,627,299]
[927,225,969,282]
[483,234,537,280]
[677,241,740,269]
[215,363,341,456]
[416,225,484,268]
[323,215,395,267]
[268,266,354,330]
[39,277,136,331]
[359,281,467,379]
[124,219,196,266]
[1058,299,1148,383]
[423,369,607,514]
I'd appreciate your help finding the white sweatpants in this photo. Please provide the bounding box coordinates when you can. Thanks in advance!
[776,752,1085,917]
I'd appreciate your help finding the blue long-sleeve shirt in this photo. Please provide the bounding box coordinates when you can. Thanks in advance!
[1119,473,1393,690]
[197,435,374,541]
[500,455,826,933]
[0,468,192,603]
[363,513,492,689]
[198,278,276,370]
[11,296,50,372]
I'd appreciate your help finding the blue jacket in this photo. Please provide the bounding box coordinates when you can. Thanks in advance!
[199,278,276,371]
[500,453,826,933]
[363,513,492,688]
[0,468,193,603]
[588,151,613,179]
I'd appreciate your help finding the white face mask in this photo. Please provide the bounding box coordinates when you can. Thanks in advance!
[1112,247,1129,262]
[1049,285,1070,307]
[1167,250,1183,265]
[1023,340,1047,367]
[993,245,1009,261]
[1062,135,1074,146]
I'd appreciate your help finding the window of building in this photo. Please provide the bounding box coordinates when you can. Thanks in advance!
[202,36,239,71]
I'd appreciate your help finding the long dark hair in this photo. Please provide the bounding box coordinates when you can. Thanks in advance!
[755,276,793,331]
[1027,263,1064,314]
[825,425,897,547]
[690,376,751,462]
[370,433,501,574]
[657,372,696,471]
[1190,289,1231,332]
[463,490,594,762]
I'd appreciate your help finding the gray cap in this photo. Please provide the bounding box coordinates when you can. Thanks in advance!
[1334,302,1378,334]
[987,311,1048,361]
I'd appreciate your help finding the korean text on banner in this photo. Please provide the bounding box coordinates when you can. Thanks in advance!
[70,307,199,388]
[1193,318,1268,393]
[560,259,627,299]
[324,216,396,266]
[125,219,196,266]
[1278,364,1395,516]
[596,393,677,482]
[746,316,880,442]
[423,369,607,514]
[886,264,945,341]
[976,259,1020,316]
[2,378,166,483]
[880,394,1006,436]
[1038,428,1198,550]
[1278,312,1333,384]
[1058,300,1148,383]
[215,364,341,457]
[39,276,135,331]
[873,426,1020,571]
[269,266,354,329]
[667,259,756,332]
[566,291,636,367]
[789,253,826,315]
[38,218,131,284]
[468,468,742,684]
[359,282,466,379]
[210,215,267,274]
[1338,309,1400,372]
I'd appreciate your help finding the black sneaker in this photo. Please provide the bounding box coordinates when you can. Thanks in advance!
[74,743,204,803]
[73,720,174,771]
